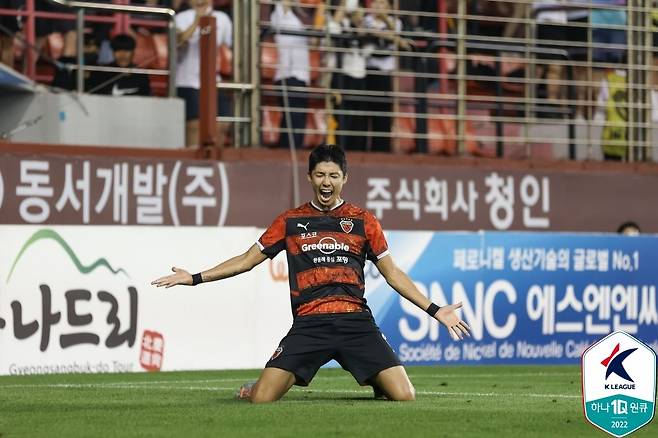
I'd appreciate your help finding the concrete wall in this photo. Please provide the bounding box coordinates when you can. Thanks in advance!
[0,90,184,148]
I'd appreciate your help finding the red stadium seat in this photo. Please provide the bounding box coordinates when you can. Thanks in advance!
[217,44,232,78]
[262,108,282,146]
[309,49,321,83]
[303,109,326,148]
[133,34,156,69]
[260,42,278,82]
[428,117,480,156]
[149,75,168,97]
[151,33,169,70]
[393,115,416,154]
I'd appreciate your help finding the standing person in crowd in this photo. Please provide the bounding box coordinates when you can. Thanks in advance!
[175,0,233,147]
[271,0,310,149]
[152,144,470,403]
[591,0,626,65]
[363,0,411,152]
[88,34,151,97]
[35,0,77,61]
[328,0,370,151]
[532,0,588,118]
[0,0,23,68]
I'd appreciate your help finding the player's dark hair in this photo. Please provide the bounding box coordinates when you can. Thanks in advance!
[110,34,136,52]
[308,144,347,175]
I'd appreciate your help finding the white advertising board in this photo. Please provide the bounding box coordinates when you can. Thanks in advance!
[0,226,292,375]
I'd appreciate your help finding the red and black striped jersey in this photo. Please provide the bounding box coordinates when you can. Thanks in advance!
[257,200,389,318]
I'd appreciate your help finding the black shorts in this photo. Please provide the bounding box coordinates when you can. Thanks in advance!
[265,312,401,386]
[35,0,76,37]
[176,86,232,121]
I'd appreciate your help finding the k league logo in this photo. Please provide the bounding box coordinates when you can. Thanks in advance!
[582,331,657,437]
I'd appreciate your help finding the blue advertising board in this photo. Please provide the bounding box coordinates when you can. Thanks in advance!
[365,232,658,365]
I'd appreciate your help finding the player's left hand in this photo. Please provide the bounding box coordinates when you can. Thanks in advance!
[432,302,471,341]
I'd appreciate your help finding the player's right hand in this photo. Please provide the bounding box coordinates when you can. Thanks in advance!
[151,267,193,288]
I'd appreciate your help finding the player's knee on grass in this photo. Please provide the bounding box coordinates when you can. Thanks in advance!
[248,368,296,404]
[372,366,416,401]
[386,382,416,402]
[249,383,279,404]
[249,392,274,404]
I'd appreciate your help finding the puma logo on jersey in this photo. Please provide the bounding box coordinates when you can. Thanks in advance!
[297,222,309,232]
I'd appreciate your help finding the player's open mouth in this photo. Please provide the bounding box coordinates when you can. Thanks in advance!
[319,189,333,202]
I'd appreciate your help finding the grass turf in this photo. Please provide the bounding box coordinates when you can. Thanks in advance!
[0,365,656,437]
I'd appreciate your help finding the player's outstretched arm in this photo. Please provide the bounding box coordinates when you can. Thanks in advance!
[151,244,268,288]
[375,255,471,341]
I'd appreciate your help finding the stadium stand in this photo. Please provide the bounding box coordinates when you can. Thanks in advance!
[0,0,655,161]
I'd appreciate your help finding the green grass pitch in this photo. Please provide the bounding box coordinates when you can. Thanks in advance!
[0,365,656,437]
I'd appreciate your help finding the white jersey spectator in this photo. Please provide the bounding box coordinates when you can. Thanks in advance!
[175,4,232,88]
[270,1,310,149]
[270,1,310,85]
[175,0,233,148]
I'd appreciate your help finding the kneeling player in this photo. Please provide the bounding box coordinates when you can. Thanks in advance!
[152,144,470,403]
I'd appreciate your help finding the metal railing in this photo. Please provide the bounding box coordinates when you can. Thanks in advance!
[0,0,176,95]
[2,0,656,159]
[255,0,657,161]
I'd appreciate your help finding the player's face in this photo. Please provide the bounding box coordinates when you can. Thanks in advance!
[308,161,347,210]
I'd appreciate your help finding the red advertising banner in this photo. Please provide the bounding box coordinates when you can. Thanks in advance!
[0,152,656,232]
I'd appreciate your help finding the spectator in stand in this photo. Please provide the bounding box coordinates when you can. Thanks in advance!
[0,0,22,68]
[617,221,640,236]
[88,34,151,96]
[175,0,233,147]
[363,0,412,152]
[130,0,187,37]
[591,0,626,65]
[328,0,370,151]
[35,0,77,61]
[51,32,100,91]
[532,0,589,118]
[270,0,310,149]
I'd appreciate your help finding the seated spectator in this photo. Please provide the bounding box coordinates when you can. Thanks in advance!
[51,32,100,91]
[88,34,151,96]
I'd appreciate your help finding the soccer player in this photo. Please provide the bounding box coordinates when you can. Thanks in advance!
[151,144,470,403]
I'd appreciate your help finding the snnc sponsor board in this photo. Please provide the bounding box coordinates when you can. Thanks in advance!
[366,231,658,365]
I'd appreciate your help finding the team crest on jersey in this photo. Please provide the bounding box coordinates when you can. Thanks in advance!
[270,346,284,361]
[340,219,354,234]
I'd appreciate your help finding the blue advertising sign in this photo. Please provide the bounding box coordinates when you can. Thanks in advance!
[365,232,658,365]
